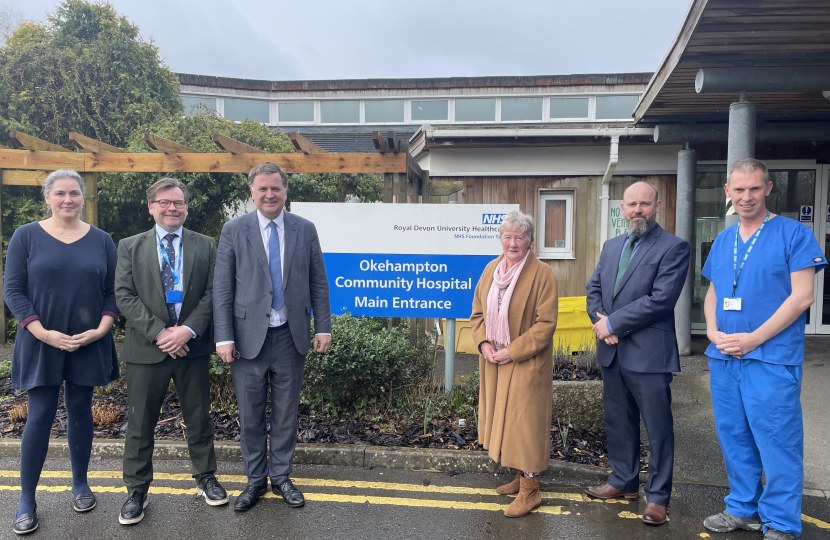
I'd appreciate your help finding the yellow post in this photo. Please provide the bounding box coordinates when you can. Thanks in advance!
[84,173,98,227]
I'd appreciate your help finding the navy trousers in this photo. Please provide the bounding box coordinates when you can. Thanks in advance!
[230,324,306,486]
[601,354,674,506]
[709,358,803,536]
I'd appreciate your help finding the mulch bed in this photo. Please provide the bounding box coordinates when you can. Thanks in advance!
[0,365,629,469]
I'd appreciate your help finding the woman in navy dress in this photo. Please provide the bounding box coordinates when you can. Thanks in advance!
[4,169,119,535]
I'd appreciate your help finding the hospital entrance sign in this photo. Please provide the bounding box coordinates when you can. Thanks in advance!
[291,203,520,318]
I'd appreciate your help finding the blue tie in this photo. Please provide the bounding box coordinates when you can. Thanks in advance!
[160,233,178,326]
[269,221,285,311]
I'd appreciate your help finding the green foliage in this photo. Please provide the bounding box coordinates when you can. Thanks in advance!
[0,0,181,148]
[5,317,16,342]
[0,360,10,379]
[2,186,43,259]
[301,314,431,420]
[209,354,237,415]
[287,173,382,209]
[98,109,295,242]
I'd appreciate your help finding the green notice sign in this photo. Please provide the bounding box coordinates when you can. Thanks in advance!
[608,200,627,239]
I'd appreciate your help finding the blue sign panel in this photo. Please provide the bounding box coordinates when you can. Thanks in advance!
[325,253,494,318]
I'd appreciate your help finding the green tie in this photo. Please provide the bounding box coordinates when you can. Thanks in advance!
[614,234,640,294]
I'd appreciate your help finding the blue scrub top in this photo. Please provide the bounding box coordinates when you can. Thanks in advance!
[702,215,827,365]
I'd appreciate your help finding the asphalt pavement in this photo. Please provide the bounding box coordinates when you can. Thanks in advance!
[0,457,827,540]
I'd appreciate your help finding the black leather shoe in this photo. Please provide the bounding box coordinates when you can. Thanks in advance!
[73,492,96,512]
[274,478,305,508]
[12,512,38,535]
[234,484,266,512]
[119,491,148,525]
[197,476,229,506]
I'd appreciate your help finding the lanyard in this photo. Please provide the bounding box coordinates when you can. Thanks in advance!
[732,211,769,297]
[156,231,183,286]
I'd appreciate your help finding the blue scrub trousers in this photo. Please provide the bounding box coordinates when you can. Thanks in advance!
[709,357,803,536]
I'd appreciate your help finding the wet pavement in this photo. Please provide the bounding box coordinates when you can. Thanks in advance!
[0,457,827,540]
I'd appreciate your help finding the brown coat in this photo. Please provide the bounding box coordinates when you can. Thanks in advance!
[470,250,558,473]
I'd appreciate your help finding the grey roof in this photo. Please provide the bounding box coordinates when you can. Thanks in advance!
[274,126,419,153]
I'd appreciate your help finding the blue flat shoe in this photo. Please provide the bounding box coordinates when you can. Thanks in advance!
[13,511,38,535]
[73,492,96,512]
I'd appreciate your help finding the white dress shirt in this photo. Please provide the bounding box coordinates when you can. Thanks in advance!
[216,209,328,347]
[154,224,196,339]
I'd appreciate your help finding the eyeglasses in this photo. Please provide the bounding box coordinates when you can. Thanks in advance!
[152,200,187,209]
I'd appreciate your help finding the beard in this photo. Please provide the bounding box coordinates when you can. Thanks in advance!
[627,213,656,236]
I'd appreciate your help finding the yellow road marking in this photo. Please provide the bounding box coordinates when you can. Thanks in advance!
[700,534,710,538]
[0,471,601,503]
[617,510,670,522]
[803,513,830,529]
[0,484,569,515]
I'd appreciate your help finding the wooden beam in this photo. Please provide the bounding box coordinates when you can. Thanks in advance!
[143,133,198,154]
[84,173,98,226]
[372,131,391,154]
[0,149,406,173]
[0,143,8,150]
[0,149,85,171]
[212,133,264,154]
[9,131,73,152]
[68,133,124,153]
[406,151,425,182]
[289,132,328,154]
[1,170,50,185]
[383,172,394,203]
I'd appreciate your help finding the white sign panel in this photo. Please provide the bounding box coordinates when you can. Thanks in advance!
[608,199,627,239]
[291,203,520,318]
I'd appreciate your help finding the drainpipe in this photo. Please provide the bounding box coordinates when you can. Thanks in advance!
[599,137,620,247]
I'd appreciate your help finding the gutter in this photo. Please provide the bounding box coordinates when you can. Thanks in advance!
[599,137,620,247]
[423,126,654,139]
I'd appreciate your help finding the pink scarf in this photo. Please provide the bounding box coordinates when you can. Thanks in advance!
[485,251,530,348]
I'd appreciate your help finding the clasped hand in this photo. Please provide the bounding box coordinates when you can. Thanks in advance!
[481,342,512,365]
[43,328,106,352]
[710,331,759,359]
[156,327,192,358]
[592,312,619,345]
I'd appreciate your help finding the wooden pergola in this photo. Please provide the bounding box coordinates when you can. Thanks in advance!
[0,129,455,342]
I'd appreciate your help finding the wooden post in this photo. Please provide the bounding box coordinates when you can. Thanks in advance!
[383,172,394,203]
[0,170,5,344]
[84,173,98,227]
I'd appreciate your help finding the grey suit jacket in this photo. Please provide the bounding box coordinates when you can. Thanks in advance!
[585,223,690,373]
[115,228,217,364]
[213,210,331,359]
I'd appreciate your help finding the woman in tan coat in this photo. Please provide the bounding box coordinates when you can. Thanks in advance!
[470,210,558,518]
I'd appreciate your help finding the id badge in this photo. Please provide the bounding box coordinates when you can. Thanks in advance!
[165,290,183,303]
[723,297,742,311]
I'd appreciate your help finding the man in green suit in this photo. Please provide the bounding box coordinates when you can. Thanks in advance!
[114,177,227,526]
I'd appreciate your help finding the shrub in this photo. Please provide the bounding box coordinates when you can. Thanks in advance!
[209,354,237,415]
[8,401,26,423]
[92,402,120,427]
[301,314,431,420]
[0,360,10,379]
[5,317,16,343]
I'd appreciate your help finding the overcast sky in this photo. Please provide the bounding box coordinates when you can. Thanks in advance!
[14,0,690,81]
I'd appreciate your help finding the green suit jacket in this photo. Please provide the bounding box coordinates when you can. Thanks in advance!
[115,228,216,364]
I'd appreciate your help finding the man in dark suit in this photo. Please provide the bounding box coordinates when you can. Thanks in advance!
[213,162,331,512]
[115,178,227,526]
[585,181,690,526]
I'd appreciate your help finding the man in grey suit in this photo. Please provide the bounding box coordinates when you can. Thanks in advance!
[585,181,690,526]
[213,162,331,512]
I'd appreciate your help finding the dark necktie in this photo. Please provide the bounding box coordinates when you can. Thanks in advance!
[269,222,286,311]
[614,234,640,294]
[160,232,178,326]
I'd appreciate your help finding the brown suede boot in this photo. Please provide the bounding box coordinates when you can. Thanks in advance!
[504,476,542,518]
[495,470,523,495]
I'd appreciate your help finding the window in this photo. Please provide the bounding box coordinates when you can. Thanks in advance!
[595,95,639,120]
[455,98,496,122]
[365,100,404,123]
[501,97,542,121]
[411,100,448,121]
[224,98,270,123]
[549,97,588,119]
[279,102,314,123]
[538,191,574,258]
[181,96,217,116]
[321,100,359,123]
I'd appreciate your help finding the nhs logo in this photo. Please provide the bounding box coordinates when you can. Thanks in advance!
[482,214,507,225]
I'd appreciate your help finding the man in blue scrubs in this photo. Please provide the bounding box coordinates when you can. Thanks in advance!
[702,158,826,540]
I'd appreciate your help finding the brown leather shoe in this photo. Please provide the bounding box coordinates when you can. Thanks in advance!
[504,476,542,518]
[585,483,640,500]
[642,502,667,525]
[495,470,523,495]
